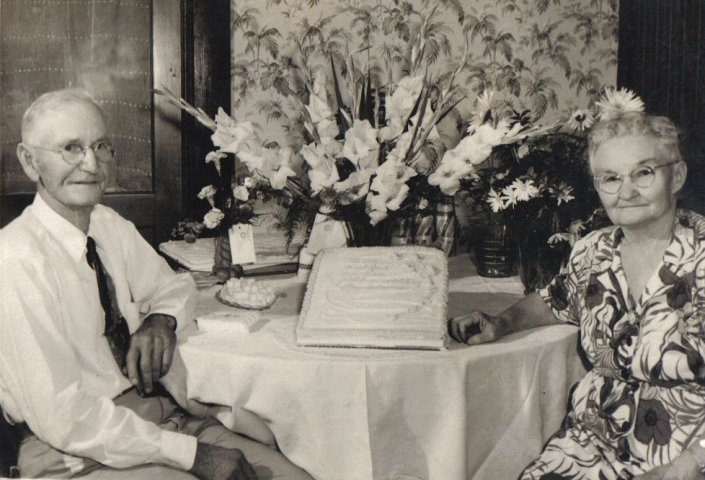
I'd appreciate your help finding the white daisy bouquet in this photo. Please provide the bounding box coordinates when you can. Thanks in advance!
[457,87,645,247]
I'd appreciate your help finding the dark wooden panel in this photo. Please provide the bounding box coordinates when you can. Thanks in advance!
[136,226,156,246]
[0,194,31,227]
[618,0,705,214]
[182,0,232,222]
[152,0,184,244]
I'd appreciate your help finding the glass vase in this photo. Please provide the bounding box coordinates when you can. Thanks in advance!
[474,222,516,277]
[213,232,243,281]
[413,198,435,247]
[434,194,457,256]
[516,229,569,294]
[387,216,414,246]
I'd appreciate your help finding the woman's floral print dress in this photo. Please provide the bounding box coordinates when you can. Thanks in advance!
[521,210,705,480]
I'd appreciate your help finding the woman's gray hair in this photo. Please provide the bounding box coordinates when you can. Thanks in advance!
[588,112,683,164]
[21,88,104,142]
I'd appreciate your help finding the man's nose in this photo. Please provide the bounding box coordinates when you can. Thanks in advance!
[78,148,99,172]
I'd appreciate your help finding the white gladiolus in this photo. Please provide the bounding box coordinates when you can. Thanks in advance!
[340,120,379,170]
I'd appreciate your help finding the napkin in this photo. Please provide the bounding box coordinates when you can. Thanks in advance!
[196,310,262,334]
[448,275,524,295]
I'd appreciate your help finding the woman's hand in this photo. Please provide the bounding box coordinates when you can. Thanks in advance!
[448,311,506,345]
[448,293,561,346]
[634,449,702,480]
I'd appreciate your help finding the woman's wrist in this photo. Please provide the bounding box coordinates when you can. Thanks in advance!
[686,443,705,473]
[496,313,515,337]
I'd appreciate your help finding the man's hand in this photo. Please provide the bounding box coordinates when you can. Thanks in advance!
[190,442,258,480]
[124,313,176,395]
[448,311,506,345]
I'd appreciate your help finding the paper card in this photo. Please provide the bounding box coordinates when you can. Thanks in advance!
[306,213,348,255]
[197,310,262,333]
[229,224,257,265]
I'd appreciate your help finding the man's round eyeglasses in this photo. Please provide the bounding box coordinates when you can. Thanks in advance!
[593,160,680,194]
[25,141,116,166]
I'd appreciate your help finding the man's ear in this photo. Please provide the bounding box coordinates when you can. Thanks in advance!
[16,143,41,182]
[672,159,688,194]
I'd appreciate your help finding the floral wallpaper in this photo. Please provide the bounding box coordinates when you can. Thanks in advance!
[230,0,618,148]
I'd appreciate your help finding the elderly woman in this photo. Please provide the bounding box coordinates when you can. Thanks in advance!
[450,112,705,479]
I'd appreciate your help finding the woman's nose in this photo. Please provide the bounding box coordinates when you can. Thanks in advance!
[617,176,639,199]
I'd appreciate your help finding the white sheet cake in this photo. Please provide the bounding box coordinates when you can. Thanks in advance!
[296,246,449,350]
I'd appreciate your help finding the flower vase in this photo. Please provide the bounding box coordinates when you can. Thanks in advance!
[213,233,231,269]
[413,198,435,247]
[307,208,349,252]
[297,242,315,281]
[474,222,516,277]
[388,216,414,246]
[434,194,457,256]
[212,232,243,282]
[516,229,569,294]
[298,208,348,280]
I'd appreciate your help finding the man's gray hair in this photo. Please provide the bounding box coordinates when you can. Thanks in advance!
[21,88,104,142]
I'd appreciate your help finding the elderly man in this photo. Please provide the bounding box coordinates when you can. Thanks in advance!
[0,89,311,480]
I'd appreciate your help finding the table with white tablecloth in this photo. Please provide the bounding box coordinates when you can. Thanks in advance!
[164,255,586,480]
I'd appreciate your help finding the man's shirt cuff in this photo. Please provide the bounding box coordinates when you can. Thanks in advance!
[159,430,198,470]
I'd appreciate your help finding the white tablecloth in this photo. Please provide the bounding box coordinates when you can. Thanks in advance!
[164,255,586,480]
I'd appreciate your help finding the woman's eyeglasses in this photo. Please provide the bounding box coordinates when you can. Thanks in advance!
[593,160,680,194]
[25,140,116,166]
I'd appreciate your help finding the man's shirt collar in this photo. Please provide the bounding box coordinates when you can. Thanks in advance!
[29,194,91,263]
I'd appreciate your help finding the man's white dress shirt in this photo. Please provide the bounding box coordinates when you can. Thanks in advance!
[0,195,198,470]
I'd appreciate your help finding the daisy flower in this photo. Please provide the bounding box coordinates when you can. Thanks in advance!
[568,220,586,236]
[555,183,575,205]
[595,88,645,121]
[501,185,519,207]
[548,232,573,245]
[567,109,594,131]
[486,188,506,213]
[494,169,510,181]
[470,90,496,128]
[509,179,540,202]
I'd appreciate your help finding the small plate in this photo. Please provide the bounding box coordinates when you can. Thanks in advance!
[215,290,279,310]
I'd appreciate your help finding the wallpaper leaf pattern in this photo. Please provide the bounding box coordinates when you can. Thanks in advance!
[230,0,617,148]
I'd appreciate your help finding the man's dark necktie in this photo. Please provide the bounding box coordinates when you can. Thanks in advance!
[86,236,130,371]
